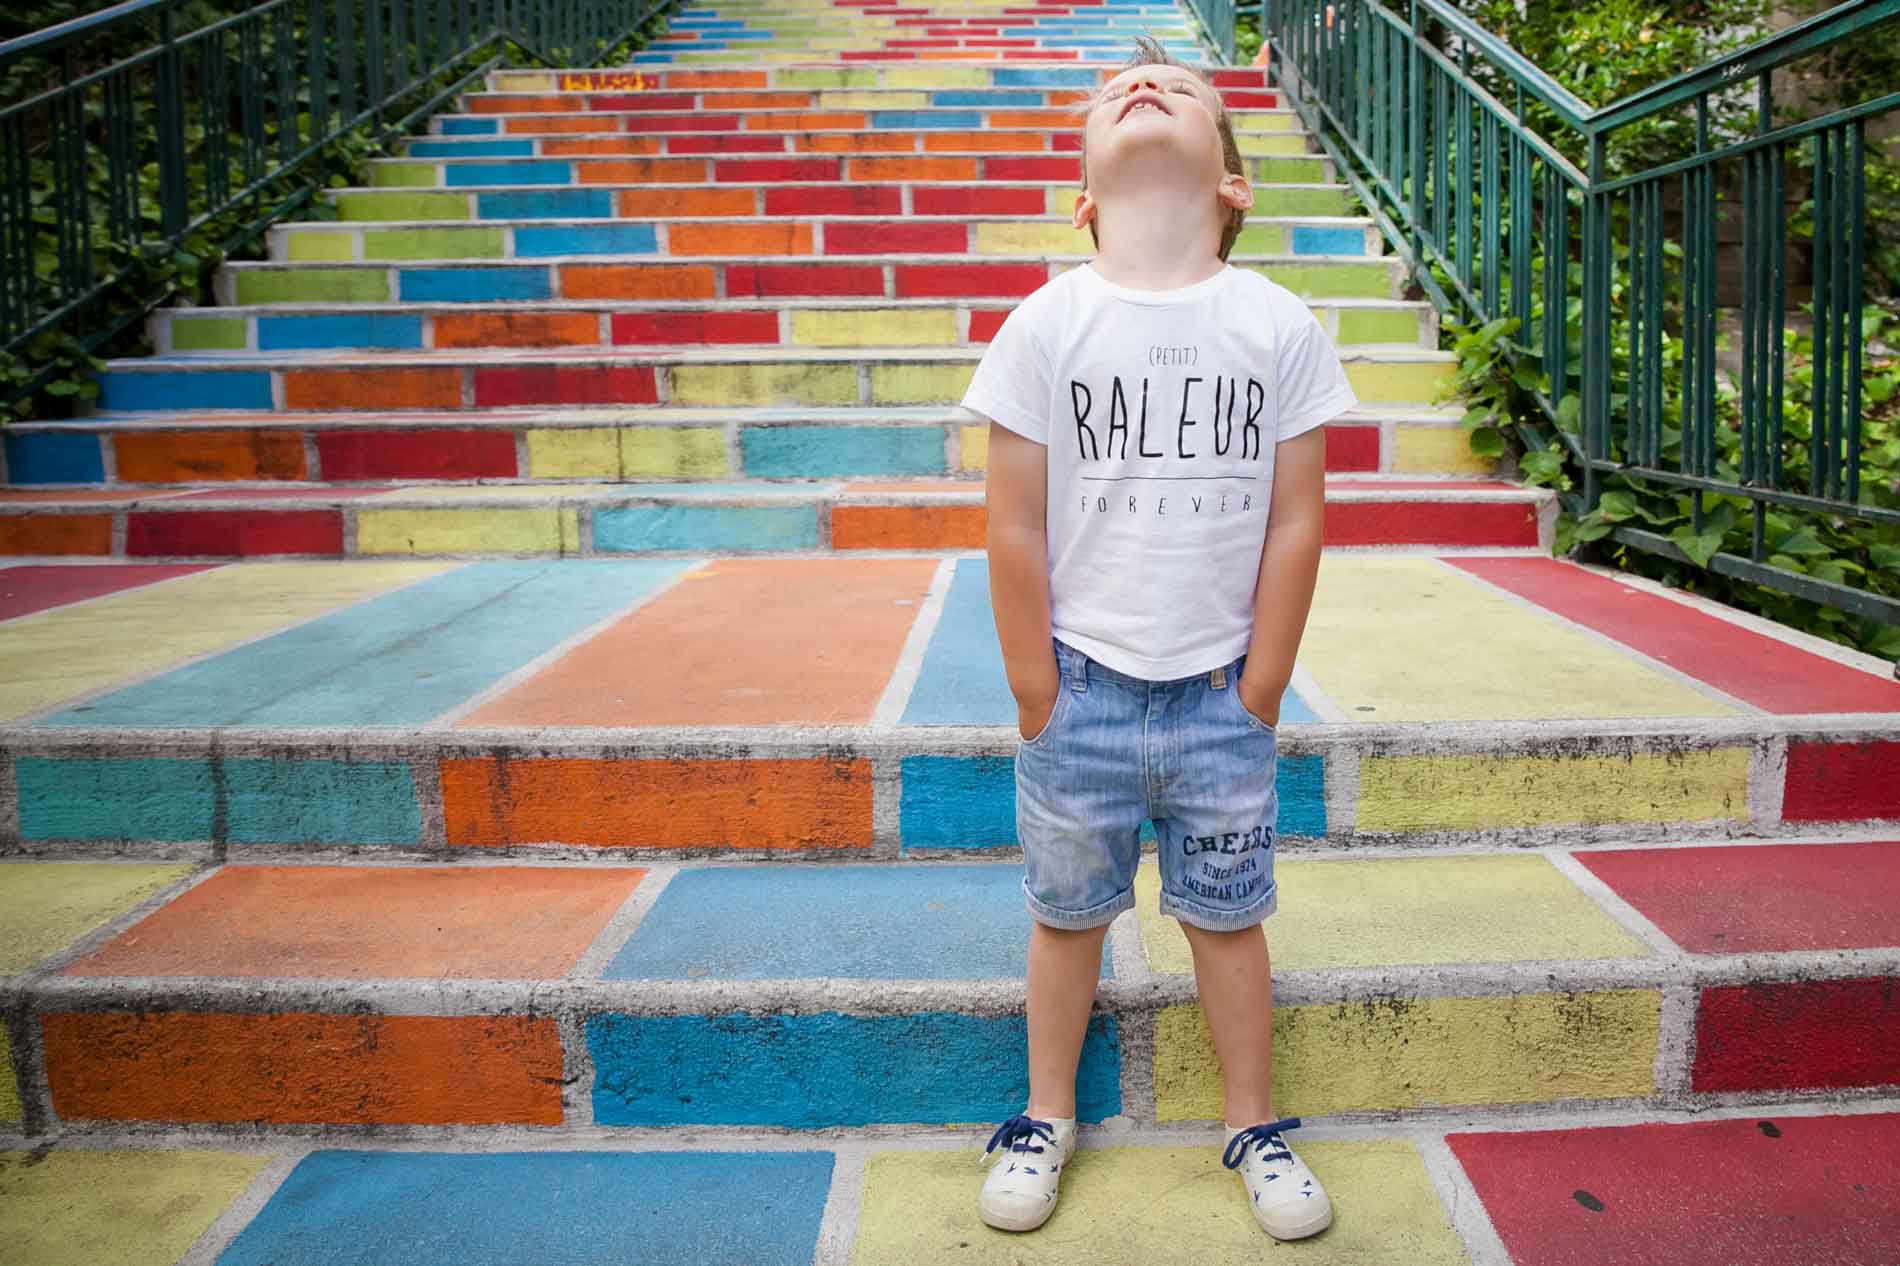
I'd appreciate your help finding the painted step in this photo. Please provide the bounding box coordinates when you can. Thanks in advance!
[9,1108,1900,1266]
[2,555,1897,849]
[87,347,1454,415]
[263,216,1377,265]
[8,843,1900,1135]
[474,64,1271,98]
[214,256,1402,311]
[362,151,1334,187]
[1,403,1488,490]
[322,181,1356,222]
[0,477,1553,560]
[155,296,1433,355]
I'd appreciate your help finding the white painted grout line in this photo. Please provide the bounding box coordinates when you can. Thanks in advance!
[1748,733,1790,832]
[1540,850,1684,960]
[569,865,680,981]
[1287,663,1346,723]
[869,555,956,729]
[1412,1132,1515,1266]
[812,1140,868,1266]
[176,1149,311,1266]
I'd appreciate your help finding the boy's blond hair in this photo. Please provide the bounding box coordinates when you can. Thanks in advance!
[1076,35,1249,261]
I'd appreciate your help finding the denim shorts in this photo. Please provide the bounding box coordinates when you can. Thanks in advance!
[1014,638,1279,932]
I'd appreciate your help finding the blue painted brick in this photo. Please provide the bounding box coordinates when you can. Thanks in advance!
[438,118,500,135]
[95,370,274,412]
[930,91,1044,107]
[741,425,945,479]
[513,224,659,258]
[257,314,426,351]
[592,504,819,553]
[1276,753,1328,838]
[900,756,1017,850]
[994,68,1103,87]
[589,1011,1122,1126]
[1290,225,1370,256]
[870,111,983,130]
[902,560,1015,727]
[2,431,104,484]
[477,189,614,220]
[13,756,420,844]
[407,140,538,159]
[216,1151,834,1266]
[443,160,572,187]
[398,267,552,302]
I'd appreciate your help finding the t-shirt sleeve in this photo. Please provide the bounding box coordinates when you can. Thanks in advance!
[961,302,1051,445]
[1275,305,1358,442]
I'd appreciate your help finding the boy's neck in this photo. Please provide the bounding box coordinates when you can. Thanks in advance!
[1087,187,1227,292]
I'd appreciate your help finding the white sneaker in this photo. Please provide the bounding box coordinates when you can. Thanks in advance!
[1222,1116,1333,1240]
[977,1112,1076,1232]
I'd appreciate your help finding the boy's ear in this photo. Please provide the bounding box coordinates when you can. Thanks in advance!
[1218,171,1255,213]
[1071,189,1098,232]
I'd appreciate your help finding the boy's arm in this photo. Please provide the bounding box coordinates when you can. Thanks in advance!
[985,420,1060,740]
[1237,426,1326,727]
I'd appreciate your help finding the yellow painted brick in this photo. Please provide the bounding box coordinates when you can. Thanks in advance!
[958,422,989,472]
[1393,423,1496,475]
[0,1028,16,1122]
[1238,133,1310,157]
[884,66,992,89]
[493,72,555,92]
[669,363,858,406]
[1155,989,1661,1121]
[373,484,611,502]
[526,428,620,479]
[622,427,729,477]
[1,863,196,975]
[792,309,958,347]
[870,362,974,404]
[1233,111,1302,132]
[355,508,580,556]
[0,1149,269,1266]
[1358,749,1752,832]
[815,91,930,110]
[1345,359,1455,404]
[974,221,1094,255]
[285,231,356,262]
[1046,187,1080,217]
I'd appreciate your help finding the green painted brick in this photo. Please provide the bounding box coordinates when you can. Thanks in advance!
[1250,156,1330,183]
[1239,134,1310,158]
[333,191,472,222]
[286,232,357,262]
[363,228,507,261]
[1239,261,1398,299]
[1253,187,1356,217]
[233,269,392,305]
[1232,223,1286,255]
[169,317,248,351]
[1234,111,1302,133]
[1338,307,1427,346]
[777,69,880,87]
[369,163,441,188]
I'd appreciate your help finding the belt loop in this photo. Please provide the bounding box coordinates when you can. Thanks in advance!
[1209,665,1227,690]
[1060,642,1089,693]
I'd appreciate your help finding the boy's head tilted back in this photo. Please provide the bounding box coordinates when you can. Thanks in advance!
[1073,35,1251,261]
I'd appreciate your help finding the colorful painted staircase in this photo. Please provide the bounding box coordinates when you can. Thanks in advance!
[3,2,1900,1264]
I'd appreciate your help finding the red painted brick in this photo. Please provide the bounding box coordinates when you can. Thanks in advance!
[726,263,885,297]
[987,156,1080,180]
[895,263,1046,298]
[1325,498,1539,547]
[1210,69,1271,87]
[1323,423,1380,472]
[1784,739,1900,822]
[1692,977,1900,1093]
[614,113,741,131]
[1222,90,1280,108]
[910,186,1047,215]
[664,134,788,155]
[611,311,780,345]
[969,309,1009,342]
[764,186,904,216]
[317,430,519,481]
[887,37,958,47]
[589,93,696,111]
[823,221,967,255]
[126,510,342,558]
[966,37,1037,46]
[714,158,841,182]
[1052,132,1083,152]
[473,366,659,408]
[1004,48,1078,59]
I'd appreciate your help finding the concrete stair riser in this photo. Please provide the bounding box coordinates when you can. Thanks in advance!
[361,153,1335,187]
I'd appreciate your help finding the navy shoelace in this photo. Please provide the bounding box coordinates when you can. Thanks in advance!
[1221,1115,1304,1170]
[985,1114,1055,1157]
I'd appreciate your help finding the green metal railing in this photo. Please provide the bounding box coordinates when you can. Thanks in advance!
[0,0,671,381]
[1186,0,1238,64]
[1263,0,1900,626]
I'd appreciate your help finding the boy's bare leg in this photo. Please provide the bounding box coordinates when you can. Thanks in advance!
[1026,921,1112,1118]
[1180,922,1274,1124]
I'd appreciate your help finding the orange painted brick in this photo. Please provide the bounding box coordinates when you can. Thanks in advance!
[744,112,867,131]
[702,92,814,109]
[41,1010,564,1125]
[434,311,602,349]
[989,110,1079,127]
[1049,90,1092,106]
[542,136,664,156]
[924,131,1046,152]
[800,133,917,154]
[283,367,462,411]
[847,156,980,181]
[0,514,112,556]
[575,158,709,185]
[469,94,580,114]
[616,187,758,218]
[832,503,987,550]
[440,756,875,850]
[561,264,717,300]
[505,115,607,135]
[113,430,308,483]
[669,222,813,256]
[663,70,769,89]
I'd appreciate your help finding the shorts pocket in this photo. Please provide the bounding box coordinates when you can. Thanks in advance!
[1020,684,1072,746]
[1228,681,1276,734]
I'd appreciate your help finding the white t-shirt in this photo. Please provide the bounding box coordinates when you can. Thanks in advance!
[963,263,1357,681]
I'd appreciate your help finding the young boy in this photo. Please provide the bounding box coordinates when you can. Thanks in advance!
[961,35,1355,1242]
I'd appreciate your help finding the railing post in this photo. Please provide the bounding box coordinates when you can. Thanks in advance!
[155,2,189,239]
[1580,131,1607,512]
[1407,1,1423,270]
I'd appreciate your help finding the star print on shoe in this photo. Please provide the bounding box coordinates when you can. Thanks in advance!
[977,1112,1077,1232]
[1222,1116,1333,1240]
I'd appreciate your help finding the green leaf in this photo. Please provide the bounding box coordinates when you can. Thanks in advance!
[1670,523,1726,567]
[1555,395,1582,432]
[1598,490,1638,521]
[1574,516,1614,543]
[1469,427,1505,458]
[1520,449,1567,486]
[1870,545,1900,571]
[1772,525,1832,557]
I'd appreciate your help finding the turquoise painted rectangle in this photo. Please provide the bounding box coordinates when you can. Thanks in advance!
[257,314,426,351]
[42,560,689,729]
[439,118,500,135]
[994,68,1108,87]
[514,224,659,258]
[398,267,551,302]
[408,140,537,158]
[95,370,274,412]
[933,91,1045,107]
[477,189,614,220]
[870,111,982,129]
[1291,225,1370,255]
[443,160,572,187]
[3,431,104,484]
[14,756,419,844]
[741,425,945,479]
[592,504,819,553]
[588,1011,1122,1126]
